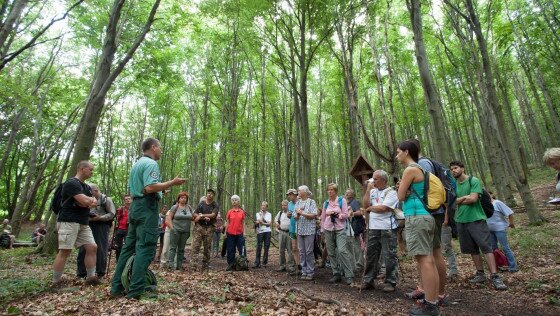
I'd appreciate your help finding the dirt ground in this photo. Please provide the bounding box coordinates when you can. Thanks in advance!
[3,183,560,315]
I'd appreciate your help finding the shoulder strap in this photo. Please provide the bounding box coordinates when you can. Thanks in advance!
[338,196,343,209]
[411,186,430,213]
[323,200,328,211]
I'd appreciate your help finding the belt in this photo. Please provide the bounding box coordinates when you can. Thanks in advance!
[278,228,289,233]
[133,194,156,200]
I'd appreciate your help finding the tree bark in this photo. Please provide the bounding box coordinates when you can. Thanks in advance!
[67,0,161,177]
[407,0,452,164]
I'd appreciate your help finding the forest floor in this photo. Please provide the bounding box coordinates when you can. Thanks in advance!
[1,182,560,315]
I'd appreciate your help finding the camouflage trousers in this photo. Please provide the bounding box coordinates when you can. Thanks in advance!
[191,224,214,270]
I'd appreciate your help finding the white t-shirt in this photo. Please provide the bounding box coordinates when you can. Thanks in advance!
[256,211,272,233]
[368,187,399,230]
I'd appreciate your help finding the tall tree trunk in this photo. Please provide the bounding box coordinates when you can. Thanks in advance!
[67,0,161,177]
[407,0,452,163]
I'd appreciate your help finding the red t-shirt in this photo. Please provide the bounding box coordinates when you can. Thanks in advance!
[116,206,129,230]
[226,208,245,235]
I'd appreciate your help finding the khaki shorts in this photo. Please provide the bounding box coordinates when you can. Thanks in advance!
[57,222,96,249]
[405,215,435,256]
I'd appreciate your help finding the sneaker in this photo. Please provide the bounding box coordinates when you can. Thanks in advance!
[405,287,425,300]
[305,275,314,281]
[437,294,449,307]
[359,282,375,290]
[252,264,261,269]
[85,276,101,286]
[491,275,508,291]
[382,283,396,293]
[329,275,341,283]
[409,300,440,316]
[344,278,353,285]
[469,272,486,284]
[276,266,286,272]
[300,274,308,280]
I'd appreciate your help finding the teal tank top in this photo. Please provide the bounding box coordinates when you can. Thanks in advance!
[403,180,430,216]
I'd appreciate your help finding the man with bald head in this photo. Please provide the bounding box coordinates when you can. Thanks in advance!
[52,160,99,287]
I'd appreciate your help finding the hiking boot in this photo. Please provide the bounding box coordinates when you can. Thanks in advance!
[359,282,375,290]
[382,283,396,293]
[437,294,449,307]
[85,276,101,286]
[344,278,353,286]
[329,275,341,283]
[252,263,261,269]
[405,287,425,300]
[226,265,233,271]
[50,278,69,290]
[469,272,486,284]
[491,274,508,291]
[276,266,286,272]
[409,300,440,316]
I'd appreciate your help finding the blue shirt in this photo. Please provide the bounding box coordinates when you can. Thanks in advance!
[487,200,513,231]
[288,201,296,234]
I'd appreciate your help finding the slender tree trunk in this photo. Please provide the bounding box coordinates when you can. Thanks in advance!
[67,0,161,177]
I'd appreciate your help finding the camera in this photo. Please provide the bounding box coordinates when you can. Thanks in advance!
[330,213,337,224]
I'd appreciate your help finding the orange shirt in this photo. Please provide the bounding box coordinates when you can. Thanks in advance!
[226,208,245,235]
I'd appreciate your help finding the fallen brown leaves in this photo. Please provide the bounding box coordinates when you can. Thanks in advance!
[2,183,560,315]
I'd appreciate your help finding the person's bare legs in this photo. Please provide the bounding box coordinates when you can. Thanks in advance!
[416,254,439,303]
[83,243,98,273]
[433,248,447,295]
[52,249,72,282]
[291,238,299,266]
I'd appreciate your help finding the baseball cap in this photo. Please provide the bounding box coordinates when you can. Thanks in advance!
[286,188,297,195]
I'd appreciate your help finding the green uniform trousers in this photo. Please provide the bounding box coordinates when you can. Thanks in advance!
[111,195,159,299]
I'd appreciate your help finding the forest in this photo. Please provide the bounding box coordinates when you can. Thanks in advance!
[1,0,559,255]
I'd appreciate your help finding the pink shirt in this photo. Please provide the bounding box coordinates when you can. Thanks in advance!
[320,197,349,232]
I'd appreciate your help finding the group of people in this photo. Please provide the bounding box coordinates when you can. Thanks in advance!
[46,135,560,312]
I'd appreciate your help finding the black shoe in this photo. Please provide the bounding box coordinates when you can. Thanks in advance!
[252,264,261,269]
[226,265,233,271]
[297,264,302,270]
[329,275,341,283]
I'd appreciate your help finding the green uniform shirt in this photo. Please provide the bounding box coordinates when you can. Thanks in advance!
[455,176,486,223]
[129,156,162,199]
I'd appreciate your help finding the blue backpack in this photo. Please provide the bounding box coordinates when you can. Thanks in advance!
[323,196,343,211]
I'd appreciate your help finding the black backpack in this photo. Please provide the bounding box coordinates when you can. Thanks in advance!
[49,181,73,215]
[419,157,457,210]
[468,176,495,218]
[0,233,10,248]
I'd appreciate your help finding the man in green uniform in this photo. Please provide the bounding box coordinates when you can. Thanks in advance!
[111,138,186,299]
